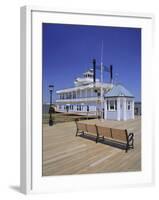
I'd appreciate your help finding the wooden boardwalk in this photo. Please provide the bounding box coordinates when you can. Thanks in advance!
[42,117,141,176]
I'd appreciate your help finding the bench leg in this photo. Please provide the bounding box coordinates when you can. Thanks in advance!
[76,129,79,136]
[125,143,129,153]
[76,131,78,136]
[96,135,99,143]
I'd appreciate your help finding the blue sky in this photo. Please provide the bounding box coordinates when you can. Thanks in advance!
[42,23,141,103]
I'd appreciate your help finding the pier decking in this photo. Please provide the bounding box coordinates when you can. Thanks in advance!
[42,117,141,176]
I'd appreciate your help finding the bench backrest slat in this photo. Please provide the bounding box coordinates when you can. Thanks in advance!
[111,128,127,142]
[76,122,87,132]
[86,124,97,135]
[97,126,111,138]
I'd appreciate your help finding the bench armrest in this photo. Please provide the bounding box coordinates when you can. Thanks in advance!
[128,132,134,141]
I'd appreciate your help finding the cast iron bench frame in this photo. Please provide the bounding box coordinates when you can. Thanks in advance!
[75,120,134,152]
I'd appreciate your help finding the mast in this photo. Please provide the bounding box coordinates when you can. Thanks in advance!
[100,41,104,121]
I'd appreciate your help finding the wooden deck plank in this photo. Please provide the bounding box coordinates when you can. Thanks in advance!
[42,117,141,176]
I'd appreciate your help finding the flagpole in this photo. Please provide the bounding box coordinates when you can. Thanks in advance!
[100,41,104,121]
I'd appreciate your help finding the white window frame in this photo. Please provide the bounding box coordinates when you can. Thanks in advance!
[127,100,131,110]
[108,99,117,111]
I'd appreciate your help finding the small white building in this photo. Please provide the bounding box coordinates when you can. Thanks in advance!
[56,69,134,121]
[104,84,134,120]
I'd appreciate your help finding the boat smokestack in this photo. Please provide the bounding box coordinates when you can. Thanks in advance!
[93,59,96,83]
[110,65,113,83]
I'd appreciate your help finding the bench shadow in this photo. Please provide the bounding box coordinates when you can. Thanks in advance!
[78,133,126,150]
[78,133,97,142]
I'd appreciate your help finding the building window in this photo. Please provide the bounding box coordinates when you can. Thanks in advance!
[127,101,131,110]
[108,100,117,111]
[110,101,115,110]
[115,100,117,110]
[69,105,74,110]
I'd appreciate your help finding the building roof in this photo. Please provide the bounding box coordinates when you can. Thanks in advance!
[104,84,134,98]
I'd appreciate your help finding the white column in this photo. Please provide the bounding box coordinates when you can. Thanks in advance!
[85,88,87,98]
[104,100,107,120]
[76,90,78,99]
[131,100,134,119]
[91,88,93,97]
[80,89,82,98]
[117,98,120,121]
[87,88,89,97]
[123,98,127,120]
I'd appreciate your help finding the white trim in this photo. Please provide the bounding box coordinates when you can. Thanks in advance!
[132,100,135,119]
[21,6,154,194]
[26,5,154,19]
[104,101,107,120]
[107,99,117,111]
[117,98,120,121]
[20,6,32,194]
[123,98,127,120]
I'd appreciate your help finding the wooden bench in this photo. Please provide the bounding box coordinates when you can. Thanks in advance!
[75,120,134,152]
[75,121,87,136]
[75,120,98,142]
[85,124,99,143]
[96,126,134,152]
